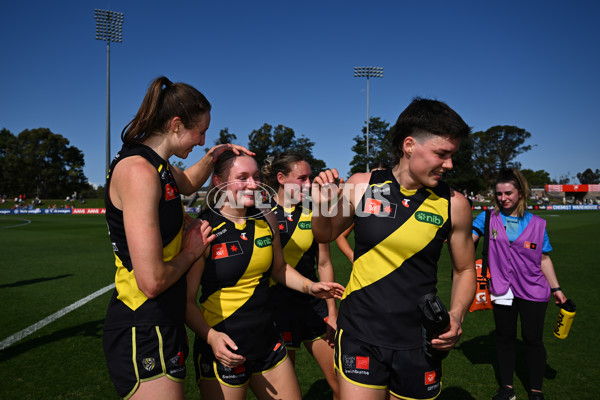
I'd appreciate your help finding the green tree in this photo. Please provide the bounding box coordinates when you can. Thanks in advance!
[214,127,237,145]
[247,123,326,174]
[444,135,485,194]
[0,128,17,194]
[472,125,534,189]
[576,168,600,184]
[0,128,87,198]
[521,168,553,188]
[349,117,392,174]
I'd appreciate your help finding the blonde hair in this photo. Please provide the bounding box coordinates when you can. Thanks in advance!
[493,168,530,217]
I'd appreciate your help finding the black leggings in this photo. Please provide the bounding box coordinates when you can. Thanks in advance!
[493,298,548,391]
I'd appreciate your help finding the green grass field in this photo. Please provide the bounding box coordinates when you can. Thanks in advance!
[0,211,598,399]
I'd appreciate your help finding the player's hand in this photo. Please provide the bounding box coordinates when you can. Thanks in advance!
[311,169,343,214]
[309,281,345,300]
[182,219,215,261]
[431,312,462,351]
[208,143,254,162]
[206,329,246,368]
[325,314,338,347]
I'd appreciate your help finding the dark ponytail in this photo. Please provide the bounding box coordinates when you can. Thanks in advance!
[121,76,211,145]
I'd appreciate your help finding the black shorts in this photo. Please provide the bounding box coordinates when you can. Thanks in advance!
[103,324,188,399]
[272,295,328,349]
[334,329,442,399]
[193,336,287,387]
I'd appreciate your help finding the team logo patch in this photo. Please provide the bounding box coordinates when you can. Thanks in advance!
[212,241,244,259]
[255,235,273,248]
[298,221,311,230]
[278,220,288,233]
[142,357,156,372]
[524,241,537,250]
[425,370,436,385]
[415,211,444,226]
[364,198,397,218]
[365,198,382,214]
[164,183,177,201]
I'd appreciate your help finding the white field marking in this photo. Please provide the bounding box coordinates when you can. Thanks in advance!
[0,283,115,351]
[0,218,31,229]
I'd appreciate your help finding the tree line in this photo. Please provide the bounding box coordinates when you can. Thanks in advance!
[1,123,598,200]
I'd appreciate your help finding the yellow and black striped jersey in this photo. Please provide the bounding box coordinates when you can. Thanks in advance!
[198,207,279,359]
[338,168,452,350]
[104,144,185,329]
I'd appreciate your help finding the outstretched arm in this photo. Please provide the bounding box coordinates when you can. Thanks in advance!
[171,143,254,195]
[267,212,345,299]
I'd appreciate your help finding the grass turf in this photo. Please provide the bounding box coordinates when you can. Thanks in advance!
[0,210,597,399]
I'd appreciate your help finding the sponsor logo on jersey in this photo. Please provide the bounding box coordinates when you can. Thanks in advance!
[370,183,391,195]
[298,221,311,230]
[524,241,537,250]
[425,370,436,385]
[364,198,397,218]
[142,357,156,372]
[240,232,248,241]
[355,356,369,370]
[165,183,177,201]
[402,198,410,208]
[212,241,244,259]
[342,355,371,375]
[233,365,246,374]
[287,214,293,222]
[365,198,382,214]
[415,211,444,226]
[255,235,273,248]
[283,331,293,343]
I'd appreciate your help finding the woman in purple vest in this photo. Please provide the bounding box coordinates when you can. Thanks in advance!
[472,168,567,400]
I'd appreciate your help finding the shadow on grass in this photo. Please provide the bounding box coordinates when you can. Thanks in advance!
[0,319,104,362]
[0,274,73,289]
[438,386,477,399]
[304,378,333,400]
[456,330,557,393]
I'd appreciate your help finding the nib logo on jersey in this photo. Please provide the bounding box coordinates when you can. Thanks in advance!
[212,241,244,259]
[342,355,370,375]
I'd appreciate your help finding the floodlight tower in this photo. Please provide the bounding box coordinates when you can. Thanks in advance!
[95,9,124,178]
[354,66,383,172]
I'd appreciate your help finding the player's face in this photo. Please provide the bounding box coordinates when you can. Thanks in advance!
[406,135,459,188]
[495,182,521,216]
[178,113,210,159]
[225,156,260,208]
[278,161,311,204]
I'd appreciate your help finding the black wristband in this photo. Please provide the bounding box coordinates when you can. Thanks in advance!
[551,287,562,293]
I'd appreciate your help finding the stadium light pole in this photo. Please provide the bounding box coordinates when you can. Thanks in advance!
[95,9,124,178]
[354,66,383,172]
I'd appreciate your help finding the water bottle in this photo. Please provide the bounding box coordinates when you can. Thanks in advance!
[553,299,576,339]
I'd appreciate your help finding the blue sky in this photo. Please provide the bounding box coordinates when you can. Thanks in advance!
[1,1,599,187]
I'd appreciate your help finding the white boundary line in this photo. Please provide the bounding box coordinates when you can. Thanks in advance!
[0,217,31,229]
[0,283,115,351]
